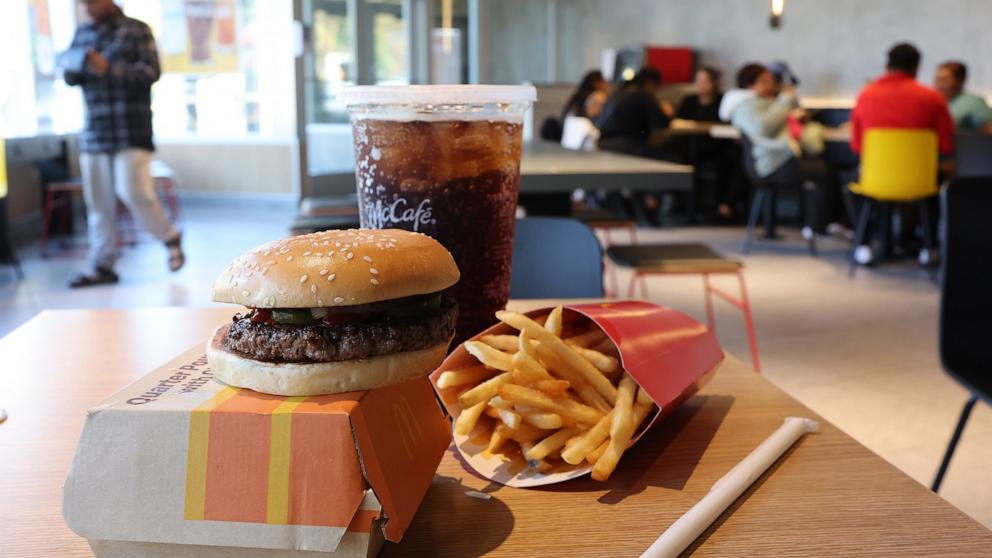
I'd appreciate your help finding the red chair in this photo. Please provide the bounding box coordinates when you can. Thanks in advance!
[606,243,761,372]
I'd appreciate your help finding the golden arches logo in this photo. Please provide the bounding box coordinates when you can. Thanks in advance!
[393,397,424,460]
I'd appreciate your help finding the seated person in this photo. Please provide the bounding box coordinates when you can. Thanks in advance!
[851,43,954,264]
[672,66,724,122]
[562,70,609,121]
[731,63,829,237]
[935,61,992,131]
[595,67,671,159]
[594,67,673,225]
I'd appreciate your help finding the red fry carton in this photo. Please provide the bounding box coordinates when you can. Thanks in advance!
[429,300,724,487]
[63,346,451,557]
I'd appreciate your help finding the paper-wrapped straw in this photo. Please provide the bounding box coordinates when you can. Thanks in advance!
[640,417,818,558]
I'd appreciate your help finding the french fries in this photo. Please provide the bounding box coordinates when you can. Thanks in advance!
[442,306,658,481]
[479,334,519,353]
[496,311,619,404]
[437,365,496,388]
[464,341,513,371]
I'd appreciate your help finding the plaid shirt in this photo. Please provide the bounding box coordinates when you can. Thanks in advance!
[64,9,160,153]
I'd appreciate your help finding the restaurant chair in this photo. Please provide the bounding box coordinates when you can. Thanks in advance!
[931,177,992,492]
[954,132,992,178]
[572,207,637,296]
[739,134,817,256]
[606,243,761,371]
[510,217,603,299]
[848,129,938,277]
[0,198,23,279]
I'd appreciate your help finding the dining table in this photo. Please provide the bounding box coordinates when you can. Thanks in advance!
[2,304,991,557]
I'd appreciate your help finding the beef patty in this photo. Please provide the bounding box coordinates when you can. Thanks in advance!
[222,300,457,363]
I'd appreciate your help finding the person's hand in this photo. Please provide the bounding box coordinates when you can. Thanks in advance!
[86,49,110,76]
[661,100,676,118]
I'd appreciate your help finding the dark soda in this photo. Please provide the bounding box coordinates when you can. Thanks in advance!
[352,118,523,346]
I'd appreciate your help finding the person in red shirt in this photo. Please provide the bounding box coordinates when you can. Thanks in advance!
[849,43,952,267]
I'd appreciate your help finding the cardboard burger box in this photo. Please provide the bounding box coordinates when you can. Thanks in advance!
[430,301,725,487]
[63,346,451,557]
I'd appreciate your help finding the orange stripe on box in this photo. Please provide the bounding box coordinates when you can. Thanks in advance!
[184,387,240,520]
[346,509,380,533]
[202,391,286,523]
[288,412,366,526]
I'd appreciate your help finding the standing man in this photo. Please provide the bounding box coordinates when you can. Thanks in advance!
[62,0,183,287]
[934,61,992,131]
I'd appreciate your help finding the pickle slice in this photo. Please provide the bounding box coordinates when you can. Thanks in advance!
[271,309,318,325]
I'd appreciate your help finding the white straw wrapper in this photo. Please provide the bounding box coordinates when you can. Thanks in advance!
[640,416,818,558]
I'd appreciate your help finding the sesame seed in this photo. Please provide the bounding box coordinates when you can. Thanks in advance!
[371,278,380,285]
[327,273,336,281]
[299,274,308,283]
[310,285,317,293]
[286,255,293,262]
[370,267,379,275]
[267,261,276,266]
[317,298,324,306]
[319,269,329,275]
[333,296,345,304]
[263,251,271,256]
[363,255,372,263]
[242,290,250,297]
[347,253,354,260]
[313,252,322,257]
[303,251,312,256]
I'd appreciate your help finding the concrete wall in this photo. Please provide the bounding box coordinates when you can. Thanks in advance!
[155,139,298,195]
[484,0,992,100]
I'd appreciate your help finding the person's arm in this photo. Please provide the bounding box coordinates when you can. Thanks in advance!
[935,99,955,156]
[733,93,796,140]
[849,101,863,154]
[104,22,161,87]
[643,93,671,131]
[61,30,90,86]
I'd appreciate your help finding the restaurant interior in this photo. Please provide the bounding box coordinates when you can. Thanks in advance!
[2,0,991,556]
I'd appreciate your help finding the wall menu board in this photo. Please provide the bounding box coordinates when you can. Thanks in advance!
[160,0,239,74]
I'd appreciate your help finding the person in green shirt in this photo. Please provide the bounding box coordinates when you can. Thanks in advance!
[935,61,992,131]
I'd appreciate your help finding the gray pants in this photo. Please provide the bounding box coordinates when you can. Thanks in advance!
[79,149,178,270]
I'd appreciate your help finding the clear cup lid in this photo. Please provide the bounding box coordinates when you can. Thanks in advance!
[338,85,537,106]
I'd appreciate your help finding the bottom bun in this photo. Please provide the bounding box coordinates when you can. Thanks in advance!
[207,323,451,396]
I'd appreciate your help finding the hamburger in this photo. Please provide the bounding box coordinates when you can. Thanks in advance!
[207,229,460,396]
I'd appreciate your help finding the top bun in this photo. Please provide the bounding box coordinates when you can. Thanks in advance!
[213,229,459,308]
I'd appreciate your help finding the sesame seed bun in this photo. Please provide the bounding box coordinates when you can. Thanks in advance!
[207,324,451,396]
[212,229,460,308]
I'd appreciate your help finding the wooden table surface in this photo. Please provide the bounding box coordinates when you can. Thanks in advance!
[2,306,990,557]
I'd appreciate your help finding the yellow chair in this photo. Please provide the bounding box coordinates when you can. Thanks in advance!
[848,128,939,276]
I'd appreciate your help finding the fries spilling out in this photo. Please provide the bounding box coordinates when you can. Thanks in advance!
[445,307,658,481]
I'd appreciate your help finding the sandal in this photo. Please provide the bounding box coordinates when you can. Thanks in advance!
[166,234,185,272]
[69,267,119,288]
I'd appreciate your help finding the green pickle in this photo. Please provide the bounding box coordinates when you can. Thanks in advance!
[271,309,318,325]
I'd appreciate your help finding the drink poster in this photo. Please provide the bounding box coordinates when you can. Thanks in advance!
[160,0,239,74]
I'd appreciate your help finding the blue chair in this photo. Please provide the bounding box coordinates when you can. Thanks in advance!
[931,177,992,492]
[510,217,603,299]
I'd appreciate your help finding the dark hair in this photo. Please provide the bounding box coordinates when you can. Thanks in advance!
[887,43,921,74]
[736,63,768,89]
[632,66,662,88]
[563,70,605,119]
[939,60,968,83]
[697,66,722,88]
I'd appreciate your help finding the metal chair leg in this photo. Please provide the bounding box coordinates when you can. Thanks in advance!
[702,273,715,334]
[736,271,761,372]
[742,189,765,254]
[932,395,979,492]
[639,273,649,299]
[627,271,638,299]
[849,199,873,277]
[919,199,937,281]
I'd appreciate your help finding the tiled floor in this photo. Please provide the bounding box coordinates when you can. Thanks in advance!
[1,203,988,529]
